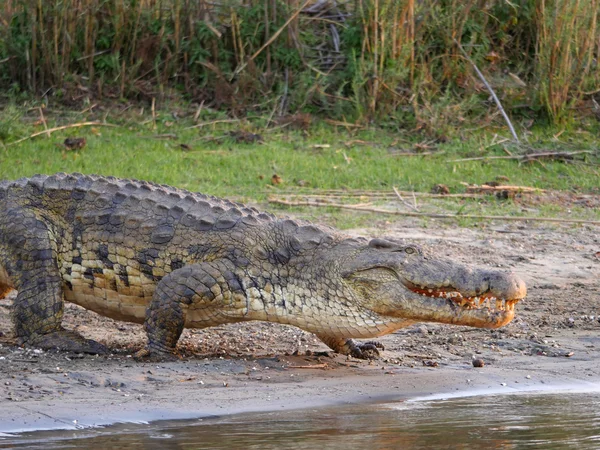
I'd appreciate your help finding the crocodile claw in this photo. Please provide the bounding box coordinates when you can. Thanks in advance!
[22,329,108,355]
[349,340,385,359]
[133,346,181,362]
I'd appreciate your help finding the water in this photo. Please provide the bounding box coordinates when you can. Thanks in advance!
[3,391,600,449]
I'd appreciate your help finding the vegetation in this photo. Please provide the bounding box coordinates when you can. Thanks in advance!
[1,0,599,129]
[1,1,598,228]
[0,108,598,228]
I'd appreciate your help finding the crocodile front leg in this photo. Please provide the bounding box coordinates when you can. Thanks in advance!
[317,335,385,359]
[139,260,243,359]
[0,205,107,354]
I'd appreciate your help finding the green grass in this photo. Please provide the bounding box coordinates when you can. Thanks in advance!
[1,110,599,227]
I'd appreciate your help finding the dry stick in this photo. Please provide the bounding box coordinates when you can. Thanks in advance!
[268,199,600,226]
[80,103,97,115]
[286,364,329,369]
[279,192,484,199]
[467,188,541,197]
[231,0,312,80]
[274,189,481,198]
[484,138,510,150]
[151,97,157,131]
[324,119,364,128]
[137,133,178,140]
[193,100,205,123]
[452,150,595,163]
[465,184,543,194]
[38,107,50,138]
[393,186,419,211]
[185,119,241,130]
[6,122,118,147]
[453,39,520,144]
[265,95,282,130]
[388,151,441,157]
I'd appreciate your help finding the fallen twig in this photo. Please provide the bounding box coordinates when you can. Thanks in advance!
[193,100,205,123]
[38,107,50,138]
[454,39,520,143]
[137,133,178,140]
[344,140,376,147]
[286,364,329,369]
[451,150,595,163]
[405,354,436,359]
[151,97,157,131]
[465,184,543,194]
[6,122,118,147]
[269,198,600,225]
[483,137,510,150]
[393,186,419,211]
[388,151,442,157]
[80,103,98,115]
[185,119,240,130]
[324,119,364,128]
[271,190,482,199]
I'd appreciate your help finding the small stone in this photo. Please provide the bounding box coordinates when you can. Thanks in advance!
[472,358,485,368]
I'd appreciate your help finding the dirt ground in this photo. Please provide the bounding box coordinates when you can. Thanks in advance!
[0,217,599,433]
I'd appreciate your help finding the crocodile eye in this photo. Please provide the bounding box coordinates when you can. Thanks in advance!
[404,246,416,254]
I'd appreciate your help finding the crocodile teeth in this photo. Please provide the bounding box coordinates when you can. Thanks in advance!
[409,284,518,314]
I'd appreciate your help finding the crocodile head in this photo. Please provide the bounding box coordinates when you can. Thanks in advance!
[341,238,527,328]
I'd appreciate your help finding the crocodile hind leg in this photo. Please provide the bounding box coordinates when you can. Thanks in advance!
[317,335,385,359]
[139,260,241,359]
[0,206,107,354]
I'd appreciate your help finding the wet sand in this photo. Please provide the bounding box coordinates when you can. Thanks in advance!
[1,220,599,433]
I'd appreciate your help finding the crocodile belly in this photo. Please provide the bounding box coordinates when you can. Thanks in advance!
[62,267,152,324]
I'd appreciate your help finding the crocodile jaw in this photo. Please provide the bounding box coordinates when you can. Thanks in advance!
[345,266,526,329]
[398,280,523,328]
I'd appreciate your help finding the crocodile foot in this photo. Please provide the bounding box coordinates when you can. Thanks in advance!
[349,340,385,359]
[22,329,108,355]
[133,346,180,362]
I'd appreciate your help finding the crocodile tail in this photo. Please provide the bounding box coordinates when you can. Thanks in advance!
[0,180,9,200]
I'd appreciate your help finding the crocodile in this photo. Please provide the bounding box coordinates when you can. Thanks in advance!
[0,173,526,359]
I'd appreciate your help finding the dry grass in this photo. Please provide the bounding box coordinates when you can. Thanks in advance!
[0,1,598,126]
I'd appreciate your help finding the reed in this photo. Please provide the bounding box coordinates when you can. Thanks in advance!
[0,1,598,126]
[535,0,599,122]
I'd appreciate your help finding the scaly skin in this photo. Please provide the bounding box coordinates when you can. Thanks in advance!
[0,173,527,359]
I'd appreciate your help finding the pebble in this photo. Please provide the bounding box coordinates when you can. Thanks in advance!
[472,358,485,368]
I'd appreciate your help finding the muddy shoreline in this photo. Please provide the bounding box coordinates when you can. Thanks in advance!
[1,220,599,434]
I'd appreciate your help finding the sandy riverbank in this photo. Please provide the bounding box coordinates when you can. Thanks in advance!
[1,219,599,433]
